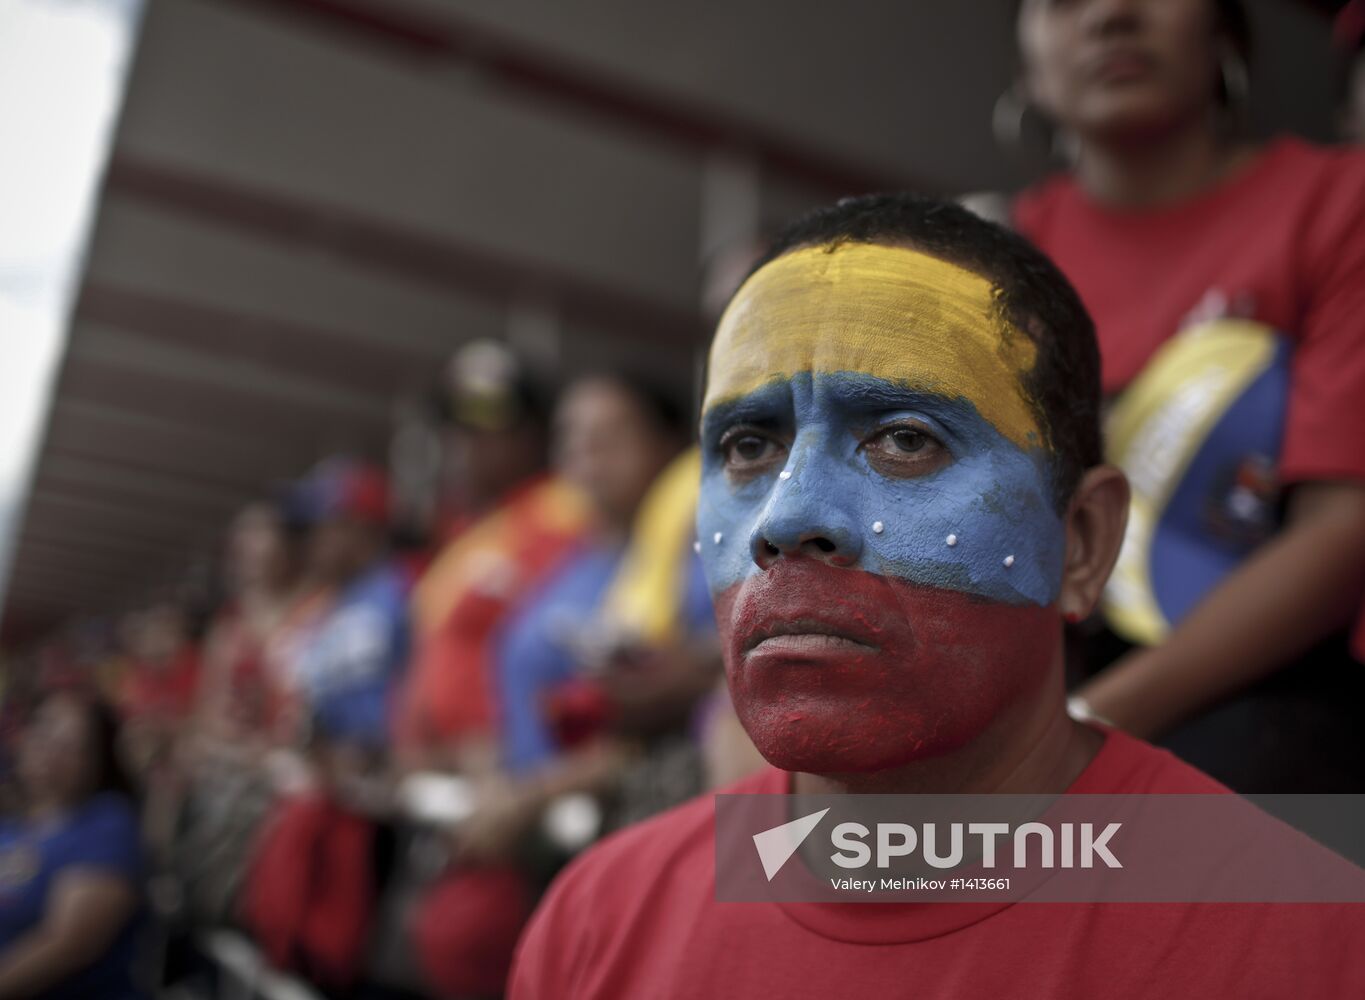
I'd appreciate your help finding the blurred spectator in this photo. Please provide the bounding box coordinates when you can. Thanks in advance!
[411,376,713,999]
[237,458,409,991]
[1338,0,1365,142]
[395,340,593,769]
[446,379,706,856]
[195,502,311,755]
[493,373,687,777]
[0,692,145,999]
[587,448,727,825]
[1010,0,1365,789]
[117,605,200,753]
[282,458,409,754]
[115,604,201,855]
[169,501,321,927]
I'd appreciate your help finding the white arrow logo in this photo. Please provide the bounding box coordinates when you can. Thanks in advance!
[752,808,831,881]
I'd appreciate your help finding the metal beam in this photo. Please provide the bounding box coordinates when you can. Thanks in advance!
[74,281,445,398]
[20,526,195,558]
[25,490,223,534]
[227,0,924,197]
[67,322,392,423]
[35,454,252,512]
[103,155,704,347]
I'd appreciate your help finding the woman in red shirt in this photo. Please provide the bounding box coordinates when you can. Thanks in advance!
[1011,0,1365,790]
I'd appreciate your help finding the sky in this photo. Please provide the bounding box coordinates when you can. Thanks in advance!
[0,0,143,609]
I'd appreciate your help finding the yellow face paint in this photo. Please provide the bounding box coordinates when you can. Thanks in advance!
[703,243,1043,450]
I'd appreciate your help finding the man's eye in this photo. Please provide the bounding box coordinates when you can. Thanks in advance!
[864,425,948,477]
[720,432,784,473]
[887,429,928,454]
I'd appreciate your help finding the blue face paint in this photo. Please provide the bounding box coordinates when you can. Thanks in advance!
[697,372,1066,607]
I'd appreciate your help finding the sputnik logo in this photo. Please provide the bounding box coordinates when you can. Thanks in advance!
[752,808,830,881]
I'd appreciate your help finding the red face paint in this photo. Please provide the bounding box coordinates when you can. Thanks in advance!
[714,558,1060,774]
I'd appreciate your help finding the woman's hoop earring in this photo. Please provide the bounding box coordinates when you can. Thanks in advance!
[1218,44,1250,117]
[991,82,1032,153]
[993,82,1074,165]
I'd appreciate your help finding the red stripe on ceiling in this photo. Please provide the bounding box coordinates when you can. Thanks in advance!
[8,560,140,589]
[19,523,195,557]
[31,473,242,518]
[103,156,702,345]
[76,282,441,397]
[38,445,267,495]
[226,0,921,197]
[57,352,384,442]
[14,537,184,571]
[25,492,217,538]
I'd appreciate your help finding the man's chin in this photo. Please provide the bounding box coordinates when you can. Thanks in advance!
[738,705,952,775]
[756,744,931,776]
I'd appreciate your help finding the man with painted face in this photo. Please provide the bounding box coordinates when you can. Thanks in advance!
[509,195,1364,999]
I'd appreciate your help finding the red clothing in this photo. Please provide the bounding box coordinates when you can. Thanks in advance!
[395,476,592,749]
[203,604,284,739]
[411,866,534,999]
[511,729,1365,999]
[120,647,200,722]
[1015,136,1365,656]
[239,792,374,989]
[1015,137,1365,485]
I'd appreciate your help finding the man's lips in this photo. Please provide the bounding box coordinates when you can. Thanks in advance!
[727,559,893,660]
[743,618,879,656]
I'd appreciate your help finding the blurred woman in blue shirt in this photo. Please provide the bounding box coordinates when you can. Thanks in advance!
[0,691,145,999]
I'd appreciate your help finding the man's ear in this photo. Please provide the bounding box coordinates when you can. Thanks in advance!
[1058,465,1129,620]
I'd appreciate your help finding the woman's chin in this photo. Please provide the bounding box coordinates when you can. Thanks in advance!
[1080,97,1186,144]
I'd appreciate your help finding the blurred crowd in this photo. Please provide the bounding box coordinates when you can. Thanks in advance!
[0,339,763,999]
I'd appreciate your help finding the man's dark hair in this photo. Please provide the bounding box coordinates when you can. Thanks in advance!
[748,192,1101,510]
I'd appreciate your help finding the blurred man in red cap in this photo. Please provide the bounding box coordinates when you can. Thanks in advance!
[282,456,409,747]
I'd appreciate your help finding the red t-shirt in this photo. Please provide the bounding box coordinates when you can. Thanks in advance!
[510,729,1365,999]
[1014,136,1365,485]
[121,646,200,722]
[394,476,592,749]
[1014,137,1365,655]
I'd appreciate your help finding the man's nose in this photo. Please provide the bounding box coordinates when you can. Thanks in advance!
[749,447,864,570]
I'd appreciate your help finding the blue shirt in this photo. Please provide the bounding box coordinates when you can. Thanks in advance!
[495,548,717,774]
[292,561,411,745]
[0,793,146,999]
[495,545,623,774]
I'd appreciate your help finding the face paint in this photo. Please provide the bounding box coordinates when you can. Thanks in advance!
[712,560,1056,773]
[698,243,1068,774]
[703,244,1042,450]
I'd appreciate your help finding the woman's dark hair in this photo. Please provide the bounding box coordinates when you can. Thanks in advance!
[1214,0,1252,67]
[741,193,1102,512]
[32,689,138,802]
[84,695,137,800]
